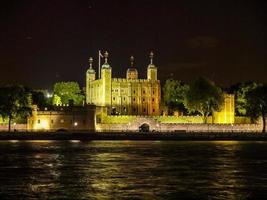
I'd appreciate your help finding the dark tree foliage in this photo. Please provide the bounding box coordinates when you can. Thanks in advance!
[185,77,224,123]
[229,82,258,116]
[162,79,189,114]
[0,85,32,131]
[246,84,267,133]
[31,91,47,108]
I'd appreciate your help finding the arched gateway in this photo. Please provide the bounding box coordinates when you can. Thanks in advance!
[139,123,150,132]
[128,117,159,132]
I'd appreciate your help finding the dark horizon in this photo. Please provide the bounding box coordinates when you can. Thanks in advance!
[0,0,266,90]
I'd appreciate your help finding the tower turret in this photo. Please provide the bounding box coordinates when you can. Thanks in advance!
[86,57,96,104]
[87,57,96,81]
[147,51,157,80]
[126,56,138,80]
[101,51,112,107]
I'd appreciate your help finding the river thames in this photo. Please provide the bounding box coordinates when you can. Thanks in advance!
[0,140,267,199]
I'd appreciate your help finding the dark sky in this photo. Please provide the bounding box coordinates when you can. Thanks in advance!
[0,0,266,89]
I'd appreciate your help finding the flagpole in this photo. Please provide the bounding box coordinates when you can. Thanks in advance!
[98,50,101,79]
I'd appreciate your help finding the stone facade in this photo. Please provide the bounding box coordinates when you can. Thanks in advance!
[213,94,235,123]
[27,105,96,131]
[86,52,161,116]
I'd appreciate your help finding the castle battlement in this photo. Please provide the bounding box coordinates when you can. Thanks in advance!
[86,51,160,116]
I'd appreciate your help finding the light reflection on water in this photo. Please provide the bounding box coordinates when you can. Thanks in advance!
[0,140,267,199]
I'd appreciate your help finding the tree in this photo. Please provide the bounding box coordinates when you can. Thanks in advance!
[162,79,189,114]
[31,90,47,108]
[53,82,84,106]
[229,82,258,115]
[246,84,267,133]
[0,85,32,132]
[184,77,224,123]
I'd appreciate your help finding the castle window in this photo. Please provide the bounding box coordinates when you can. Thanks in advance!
[133,108,136,112]
[153,90,155,94]
[60,119,64,123]
[124,97,126,101]
[153,109,155,112]
[113,97,115,101]
[51,120,54,124]
[143,98,145,102]
[133,98,135,101]
[133,90,135,94]
[143,109,146,112]
[38,119,40,124]
[143,90,145,94]
[152,98,154,102]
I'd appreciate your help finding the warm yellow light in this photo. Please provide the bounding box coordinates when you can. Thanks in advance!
[41,120,49,129]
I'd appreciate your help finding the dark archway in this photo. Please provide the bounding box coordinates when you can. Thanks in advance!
[139,123,150,132]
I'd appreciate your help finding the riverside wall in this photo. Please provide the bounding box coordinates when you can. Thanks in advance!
[96,122,262,132]
[0,116,264,133]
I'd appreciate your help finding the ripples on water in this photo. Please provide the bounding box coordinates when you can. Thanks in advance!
[0,140,267,199]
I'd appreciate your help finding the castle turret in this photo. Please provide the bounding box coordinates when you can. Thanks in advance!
[147,52,157,80]
[126,56,138,80]
[101,51,112,107]
[86,57,96,104]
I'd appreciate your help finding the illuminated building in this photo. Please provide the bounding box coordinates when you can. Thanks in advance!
[213,94,235,124]
[25,51,237,132]
[86,51,161,116]
[27,105,95,131]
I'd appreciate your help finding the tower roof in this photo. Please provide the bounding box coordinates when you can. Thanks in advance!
[102,51,111,69]
[126,56,138,79]
[87,57,95,73]
[148,51,156,68]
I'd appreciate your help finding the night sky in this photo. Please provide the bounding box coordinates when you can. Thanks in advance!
[0,0,266,89]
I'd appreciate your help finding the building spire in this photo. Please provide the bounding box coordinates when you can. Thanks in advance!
[130,56,134,67]
[104,51,109,64]
[89,57,93,69]
[149,51,154,65]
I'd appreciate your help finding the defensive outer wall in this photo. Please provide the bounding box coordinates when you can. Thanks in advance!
[96,116,264,132]
[0,116,264,133]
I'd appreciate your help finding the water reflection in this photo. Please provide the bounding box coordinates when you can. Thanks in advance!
[0,141,267,199]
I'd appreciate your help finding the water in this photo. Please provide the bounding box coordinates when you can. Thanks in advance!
[0,140,267,199]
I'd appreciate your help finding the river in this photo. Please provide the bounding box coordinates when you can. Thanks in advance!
[0,140,267,199]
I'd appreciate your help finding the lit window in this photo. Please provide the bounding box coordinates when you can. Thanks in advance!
[60,119,64,123]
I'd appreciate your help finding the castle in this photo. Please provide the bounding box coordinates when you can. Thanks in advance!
[86,51,161,116]
[25,51,238,132]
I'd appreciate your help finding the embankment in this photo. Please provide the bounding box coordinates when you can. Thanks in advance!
[0,131,266,141]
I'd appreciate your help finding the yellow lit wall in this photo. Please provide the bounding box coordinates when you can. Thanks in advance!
[213,94,235,124]
[86,59,160,116]
[28,105,96,131]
